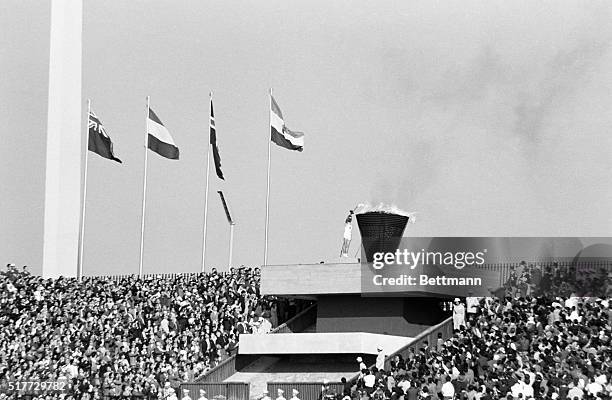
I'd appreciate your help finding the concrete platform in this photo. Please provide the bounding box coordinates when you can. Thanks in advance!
[261,263,362,296]
[238,332,412,355]
[261,262,502,297]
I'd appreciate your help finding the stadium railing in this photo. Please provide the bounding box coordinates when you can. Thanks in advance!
[347,315,453,385]
[180,382,250,400]
[382,316,454,371]
[267,382,343,400]
[196,303,318,383]
[268,302,318,334]
[101,272,202,281]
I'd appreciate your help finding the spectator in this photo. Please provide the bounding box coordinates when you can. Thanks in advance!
[452,298,466,330]
[441,376,455,399]
[357,357,367,372]
[0,266,308,398]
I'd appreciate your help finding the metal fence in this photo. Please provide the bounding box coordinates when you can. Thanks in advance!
[196,354,240,384]
[180,382,250,400]
[267,382,344,400]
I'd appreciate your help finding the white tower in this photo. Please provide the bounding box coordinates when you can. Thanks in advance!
[42,0,83,278]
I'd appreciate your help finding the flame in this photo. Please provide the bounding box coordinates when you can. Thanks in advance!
[353,202,417,222]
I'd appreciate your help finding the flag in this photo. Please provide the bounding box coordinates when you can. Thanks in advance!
[217,191,234,224]
[147,107,179,159]
[88,109,122,163]
[210,100,224,179]
[270,95,304,152]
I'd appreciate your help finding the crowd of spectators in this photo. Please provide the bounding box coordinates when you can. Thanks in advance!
[0,264,306,399]
[501,262,609,298]
[2,261,611,400]
[349,293,612,400]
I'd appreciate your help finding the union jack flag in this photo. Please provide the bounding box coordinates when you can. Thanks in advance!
[88,108,122,163]
[88,110,109,137]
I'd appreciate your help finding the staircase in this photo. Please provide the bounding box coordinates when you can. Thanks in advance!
[225,356,356,399]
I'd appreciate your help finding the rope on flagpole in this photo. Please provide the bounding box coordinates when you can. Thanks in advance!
[264,88,273,266]
[138,96,150,277]
[78,99,91,281]
[201,92,213,272]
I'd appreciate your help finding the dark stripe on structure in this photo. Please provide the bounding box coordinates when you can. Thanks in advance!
[148,134,180,159]
[271,127,303,152]
[148,108,165,126]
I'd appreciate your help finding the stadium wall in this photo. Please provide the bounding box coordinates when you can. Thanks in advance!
[316,296,448,337]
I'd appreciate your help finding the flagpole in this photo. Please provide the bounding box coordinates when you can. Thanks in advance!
[228,222,235,269]
[201,92,213,273]
[78,99,91,281]
[264,88,273,266]
[138,96,150,277]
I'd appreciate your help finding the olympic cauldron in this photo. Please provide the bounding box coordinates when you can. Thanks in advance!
[355,211,410,262]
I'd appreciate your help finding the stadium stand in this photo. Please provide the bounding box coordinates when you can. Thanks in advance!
[339,265,612,400]
[0,264,308,399]
[1,262,610,400]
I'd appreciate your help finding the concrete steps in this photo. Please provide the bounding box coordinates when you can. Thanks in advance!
[225,357,356,399]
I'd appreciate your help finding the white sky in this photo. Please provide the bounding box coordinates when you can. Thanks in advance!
[1,0,612,276]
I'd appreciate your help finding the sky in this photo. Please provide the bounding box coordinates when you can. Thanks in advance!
[1,0,612,276]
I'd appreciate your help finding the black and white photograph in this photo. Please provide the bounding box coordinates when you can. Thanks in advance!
[2,1,612,399]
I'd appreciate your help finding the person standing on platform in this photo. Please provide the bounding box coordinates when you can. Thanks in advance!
[340,210,354,257]
[181,389,192,400]
[260,311,273,333]
[375,346,385,371]
[261,389,272,400]
[465,293,479,323]
[197,389,208,400]
[452,298,466,330]
[276,389,286,400]
[290,389,301,400]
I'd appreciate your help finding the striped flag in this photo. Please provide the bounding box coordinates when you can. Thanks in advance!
[210,99,224,179]
[270,95,304,152]
[88,109,122,163]
[147,108,179,159]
